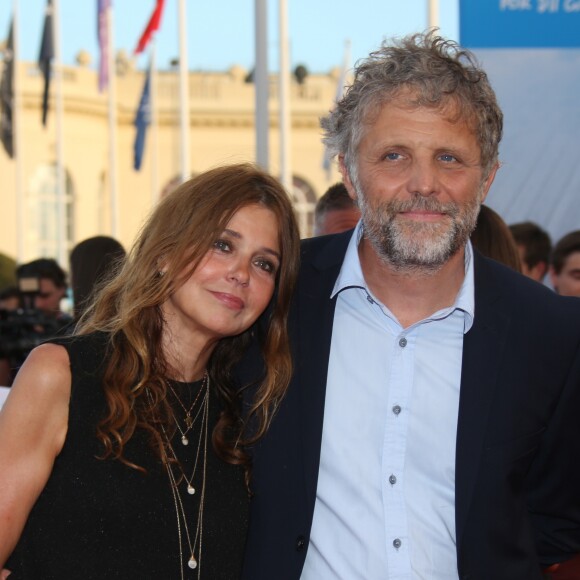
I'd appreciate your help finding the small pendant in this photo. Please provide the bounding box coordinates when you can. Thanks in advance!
[187,484,195,495]
[188,556,197,569]
[185,415,193,429]
[181,436,189,446]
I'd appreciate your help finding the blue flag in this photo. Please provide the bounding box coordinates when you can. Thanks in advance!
[38,0,54,127]
[133,65,151,171]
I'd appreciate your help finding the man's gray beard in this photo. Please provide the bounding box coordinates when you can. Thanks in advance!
[356,188,482,274]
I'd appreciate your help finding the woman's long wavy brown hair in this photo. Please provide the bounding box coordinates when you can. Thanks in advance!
[76,163,300,472]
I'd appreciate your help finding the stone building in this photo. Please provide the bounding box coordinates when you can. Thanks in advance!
[0,52,346,265]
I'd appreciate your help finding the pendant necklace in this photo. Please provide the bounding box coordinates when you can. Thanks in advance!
[148,374,210,579]
[165,385,209,495]
[168,372,208,446]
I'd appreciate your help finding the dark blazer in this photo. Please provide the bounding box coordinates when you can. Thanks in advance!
[242,231,580,580]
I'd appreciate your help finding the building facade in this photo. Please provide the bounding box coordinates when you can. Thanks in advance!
[0,55,346,265]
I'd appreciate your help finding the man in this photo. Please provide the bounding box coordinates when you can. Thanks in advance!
[509,221,552,282]
[241,32,580,579]
[1,259,71,386]
[313,182,361,236]
[550,230,580,297]
[15,258,68,317]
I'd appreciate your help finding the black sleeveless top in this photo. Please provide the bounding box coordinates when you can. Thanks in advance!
[7,332,249,579]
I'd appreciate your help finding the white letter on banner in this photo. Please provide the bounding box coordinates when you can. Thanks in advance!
[564,0,580,12]
[500,0,533,9]
[537,0,560,12]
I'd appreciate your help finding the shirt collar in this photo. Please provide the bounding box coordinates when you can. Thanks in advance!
[331,221,475,333]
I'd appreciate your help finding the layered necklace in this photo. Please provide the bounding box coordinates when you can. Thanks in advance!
[168,373,209,447]
[150,373,210,579]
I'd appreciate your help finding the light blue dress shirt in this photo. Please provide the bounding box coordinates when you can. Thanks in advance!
[301,222,475,580]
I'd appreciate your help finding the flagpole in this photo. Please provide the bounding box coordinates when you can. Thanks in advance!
[12,0,24,263]
[150,42,158,206]
[323,39,350,181]
[107,2,119,237]
[52,0,67,268]
[255,0,269,169]
[428,0,439,28]
[178,0,190,183]
[278,0,291,192]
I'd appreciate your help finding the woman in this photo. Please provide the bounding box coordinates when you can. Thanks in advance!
[0,163,300,579]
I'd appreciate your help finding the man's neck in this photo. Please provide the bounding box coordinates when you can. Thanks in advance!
[358,240,467,329]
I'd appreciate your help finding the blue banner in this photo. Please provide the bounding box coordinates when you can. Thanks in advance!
[460,0,580,48]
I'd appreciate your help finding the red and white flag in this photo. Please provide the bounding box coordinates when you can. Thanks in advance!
[134,0,165,55]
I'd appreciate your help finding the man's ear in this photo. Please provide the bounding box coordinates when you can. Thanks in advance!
[338,155,358,202]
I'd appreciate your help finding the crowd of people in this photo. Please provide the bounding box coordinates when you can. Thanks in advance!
[1,29,580,580]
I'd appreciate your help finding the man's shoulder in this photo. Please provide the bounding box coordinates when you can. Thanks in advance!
[475,253,580,320]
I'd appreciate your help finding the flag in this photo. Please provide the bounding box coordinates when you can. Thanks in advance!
[323,40,351,179]
[133,64,151,170]
[0,18,15,157]
[38,0,54,127]
[134,0,165,55]
[97,0,111,92]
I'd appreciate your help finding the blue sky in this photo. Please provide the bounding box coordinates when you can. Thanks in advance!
[1,1,459,73]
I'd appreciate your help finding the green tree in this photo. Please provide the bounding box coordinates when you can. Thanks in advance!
[0,252,17,289]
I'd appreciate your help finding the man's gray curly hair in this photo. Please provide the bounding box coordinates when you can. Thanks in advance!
[321,29,503,182]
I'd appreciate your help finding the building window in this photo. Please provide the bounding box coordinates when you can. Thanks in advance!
[291,175,316,238]
[26,164,75,261]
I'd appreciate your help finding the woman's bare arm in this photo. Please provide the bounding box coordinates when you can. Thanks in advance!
[0,343,71,567]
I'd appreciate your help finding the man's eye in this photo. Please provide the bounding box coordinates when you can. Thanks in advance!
[385,152,401,160]
[213,239,231,252]
[439,154,456,162]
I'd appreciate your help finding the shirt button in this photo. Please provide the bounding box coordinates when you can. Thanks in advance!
[392,405,401,415]
[366,294,374,304]
[399,337,407,348]
[389,474,397,485]
[295,535,306,551]
[393,538,402,549]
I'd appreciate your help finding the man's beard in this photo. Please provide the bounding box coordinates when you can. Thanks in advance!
[355,185,482,273]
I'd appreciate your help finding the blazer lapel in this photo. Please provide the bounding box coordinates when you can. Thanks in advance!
[295,232,351,507]
[455,253,511,548]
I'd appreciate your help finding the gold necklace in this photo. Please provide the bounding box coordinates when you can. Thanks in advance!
[147,376,210,579]
[166,371,209,431]
[169,377,207,446]
[165,410,208,577]
[165,386,209,495]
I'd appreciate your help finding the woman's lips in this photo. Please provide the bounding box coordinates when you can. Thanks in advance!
[211,291,245,310]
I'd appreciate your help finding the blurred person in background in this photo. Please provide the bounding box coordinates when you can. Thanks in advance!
[15,258,69,320]
[470,205,521,272]
[0,262,71,387]
[69,236,126,321]
[0,287,20,312]
[550,230,580,297]
[313,182,361,236]
[509,221,552,283]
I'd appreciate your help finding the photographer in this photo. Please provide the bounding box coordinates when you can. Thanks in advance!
[0,259,72,386]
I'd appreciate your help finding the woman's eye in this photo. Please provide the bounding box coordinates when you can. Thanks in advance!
[254,259,277,275]
[213,239,231,252]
